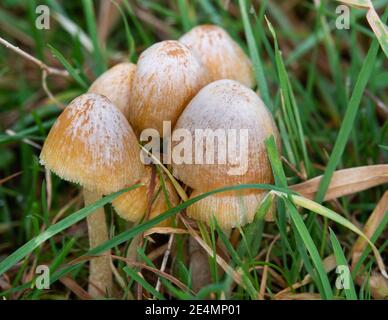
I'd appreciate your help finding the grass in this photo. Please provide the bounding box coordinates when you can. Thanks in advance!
[0,0,387,300]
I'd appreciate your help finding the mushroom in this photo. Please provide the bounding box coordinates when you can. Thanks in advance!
[171,80,280,229]
[39,93,145,297]
[179,24,255,88]
[112,166,179,227]
[88,62,136,120]
[88,61,178,232]
[128,40,209,136]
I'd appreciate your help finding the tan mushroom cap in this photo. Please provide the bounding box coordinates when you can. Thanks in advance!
[179,24,255,88]
[112,167,179,227]
[88,62,136,120]
[172,79,280,192]
[128,40,209,136]
[40,93,145,195]
[187,189,267,229]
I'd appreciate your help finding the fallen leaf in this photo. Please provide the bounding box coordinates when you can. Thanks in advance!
[290,165,388,201]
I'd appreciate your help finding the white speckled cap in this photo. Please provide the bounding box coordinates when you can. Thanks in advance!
[187,189,267,229]
[179,24,255,88]
[128,40,209,135]
[88,62,136,120]
[40,93,145,194]
[172,79,280,191]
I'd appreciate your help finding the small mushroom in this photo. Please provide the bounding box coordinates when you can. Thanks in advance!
[128,40,209,135]
[179,24,255,88]
[88,62,136,120]
[112,167,179,228]
[40,93,145,297]
[172,80,280,229]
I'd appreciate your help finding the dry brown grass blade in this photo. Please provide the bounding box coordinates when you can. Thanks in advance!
[336,0,370,9]
[350,191,388,299]
[0,222,18,234]
[365,91,388,120]
[0,36,69,77]
[144,227,188,237]
[147,243,169,261]
[97,0,122,45]
[258,235,280,300]
[133,6,174,38]
[356,273,388,299]
[352,191,388,267]
[251,266,287,289]
[51,194,82,224]
[0,275,12,291]
[366,6,388,57]
[155,233,175,293]
[337,0,388,57]
[274,292,322,300]
[179,215,245,289]
[0,171,22,185]
[59,276,93,300]
[290,165,388,201]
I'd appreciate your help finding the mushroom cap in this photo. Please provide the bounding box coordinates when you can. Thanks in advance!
[128,40,209,135]
[88,62,136,120]
[112,167,179,227]
[179,24,255,88]
[40,93,145,194]
[172,79,280,191]
[187,189,267,229]
[112,170,150,222]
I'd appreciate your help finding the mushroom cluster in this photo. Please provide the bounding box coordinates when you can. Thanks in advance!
[40,24,280,298]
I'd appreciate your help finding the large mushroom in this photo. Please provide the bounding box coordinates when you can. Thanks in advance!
[128,40,209,136]
[40,93,145,297]
[172,80,280,229]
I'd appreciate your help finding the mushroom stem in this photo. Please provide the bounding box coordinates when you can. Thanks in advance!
[83,189,113,297]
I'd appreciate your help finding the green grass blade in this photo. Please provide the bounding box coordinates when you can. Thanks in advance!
[315,8,388,203]
[284,193,387,278]
[177,0,192,32]
[0,185,141,276]
[112,0,135,61]
[81,0,106,75]
[285,199,333,299]
[266,18,312,176]
[46,183,287,285]
[265,135,287,186]
[48,45,89,89]
[123,266,165,300]
[238,0,271,110]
